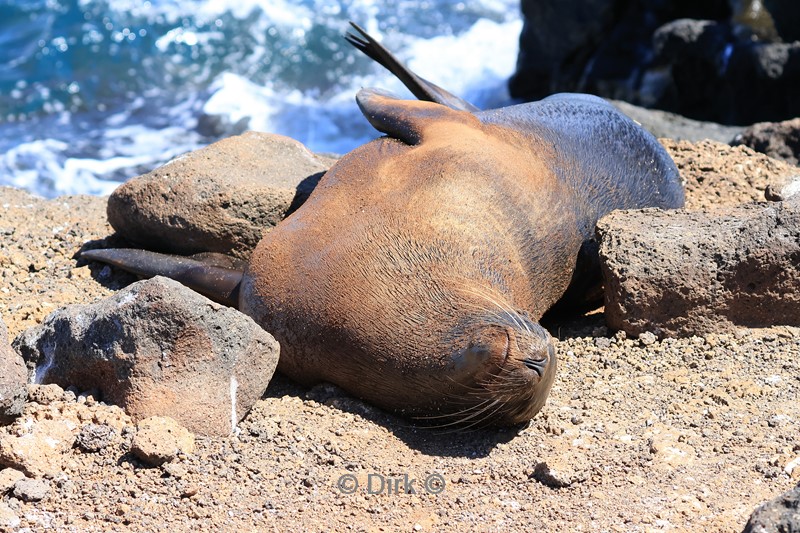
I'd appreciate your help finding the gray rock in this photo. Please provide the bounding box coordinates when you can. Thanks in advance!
[733,117,800,167]
[12,478,50,502]
[598,196,800,338]
[611,101,742,143]
[510,0,624,100]
[766,177,800,202]
[511,0,800,124]
[75,424,116,453]
[0,501,19,529]
[742,482,800,533]
[13,276,280,436]
[107,131,337,259]
[0,316,27,425]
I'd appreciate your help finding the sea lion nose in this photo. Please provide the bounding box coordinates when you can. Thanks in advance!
[522,355,548,377]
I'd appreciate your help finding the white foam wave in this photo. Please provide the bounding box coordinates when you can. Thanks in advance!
[0,125,203,197]
[406,18,522,104]
[3,0,523,197]
[202,16,522,154]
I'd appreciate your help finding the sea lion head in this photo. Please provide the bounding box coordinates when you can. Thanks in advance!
[440,304,557,428]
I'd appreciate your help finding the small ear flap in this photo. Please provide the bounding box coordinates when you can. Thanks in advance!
[356,88,461,145]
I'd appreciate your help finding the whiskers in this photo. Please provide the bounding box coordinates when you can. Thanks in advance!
[399,276,546,432]
[411,365,533,432]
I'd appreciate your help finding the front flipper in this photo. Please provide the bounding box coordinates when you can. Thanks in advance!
[346,22,479,112]
[82,248,243,307]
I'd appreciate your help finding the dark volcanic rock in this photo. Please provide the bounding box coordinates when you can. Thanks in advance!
[511,0,800,124]
[641,15,800,124]
[0,316,27,425]
[598,196,800,338]
[107,131,336,259]
[510,0,732,103]
[734,117,800,167]
[742,482,800,533]
[13,276,279,436]
[509,0,629,100]
[75,424,117,453]
[613,101,742,143]
[764,0,800,42]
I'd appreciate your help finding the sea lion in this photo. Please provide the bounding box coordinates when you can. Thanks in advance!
[82,24,684,427]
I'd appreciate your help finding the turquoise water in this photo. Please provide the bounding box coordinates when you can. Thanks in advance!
[0,0,521,197]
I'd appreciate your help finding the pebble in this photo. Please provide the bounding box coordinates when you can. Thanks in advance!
[0,501,20,529]
[13,478,50,502]
[0,468,24,493]
[75,424,117,453]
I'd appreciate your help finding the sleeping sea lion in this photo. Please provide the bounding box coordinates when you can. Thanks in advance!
[82,23,684,427]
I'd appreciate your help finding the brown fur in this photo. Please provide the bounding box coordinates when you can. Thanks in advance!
[241,100,569,426]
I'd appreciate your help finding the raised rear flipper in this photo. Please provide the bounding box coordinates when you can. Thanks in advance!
[346,22,479,112]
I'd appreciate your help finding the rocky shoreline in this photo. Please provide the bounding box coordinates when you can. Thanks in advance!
[1,125,799,530]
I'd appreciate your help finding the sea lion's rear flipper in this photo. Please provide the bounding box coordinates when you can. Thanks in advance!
[346,22,479,112]
[356,88,473,145]
[81,249,243,307]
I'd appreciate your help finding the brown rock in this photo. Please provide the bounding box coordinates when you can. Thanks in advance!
[734,117,800,166]
[0,419,76,478]
[131,416,195,467]
[646,424,697,469]
[13,276,279,437]
[107,131,337,259]
[0,468,24,494]
[26,383,65,406]
[598,196,800,338]
[0,316,27,425]
[661,139,800,209]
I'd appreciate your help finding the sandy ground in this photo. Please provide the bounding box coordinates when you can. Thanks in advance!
[0,137,799,532]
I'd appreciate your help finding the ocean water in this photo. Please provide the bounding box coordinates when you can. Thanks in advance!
[0,0,522,198]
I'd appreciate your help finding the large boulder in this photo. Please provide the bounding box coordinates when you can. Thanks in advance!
[107,131,336,259]
[0,316,26,425]
[13,276,279,436]
[612,101,742,143]
[511,0,800,124]
[652,21,800,124]
[598,196,800,338]
[510,0,732,103]
[509,0,630,100]
[734,117,800,167]
[741,482,800,533]
[763,0,800,42]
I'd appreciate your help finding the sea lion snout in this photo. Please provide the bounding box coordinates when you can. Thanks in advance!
[444,308,557,427]
[491,315,556,425]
